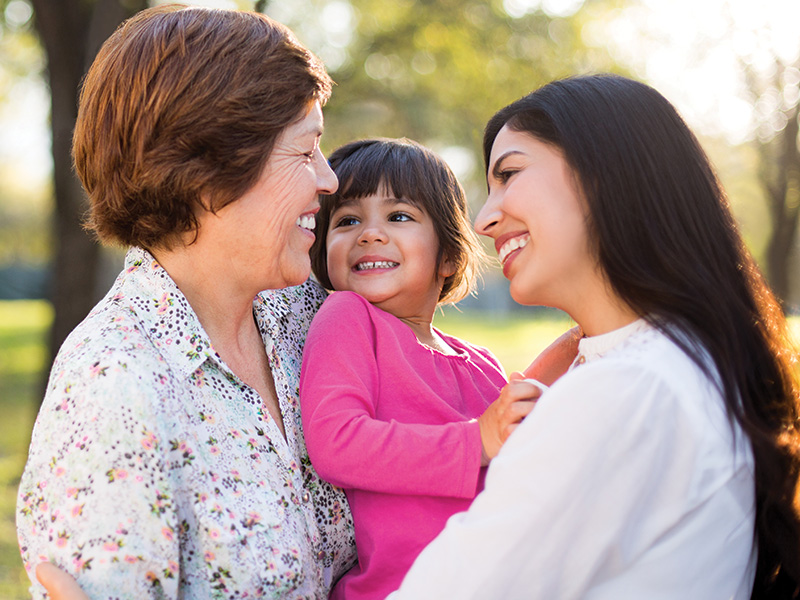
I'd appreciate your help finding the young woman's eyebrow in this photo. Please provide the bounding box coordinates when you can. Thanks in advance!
[491,150,525,178]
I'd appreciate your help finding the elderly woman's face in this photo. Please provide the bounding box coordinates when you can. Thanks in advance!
[198,102,338,291]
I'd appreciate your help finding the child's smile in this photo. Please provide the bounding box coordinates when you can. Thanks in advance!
[353,258,400,272]
[325,186,450,322]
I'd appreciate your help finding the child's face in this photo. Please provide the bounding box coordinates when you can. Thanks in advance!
[325,186,452,320]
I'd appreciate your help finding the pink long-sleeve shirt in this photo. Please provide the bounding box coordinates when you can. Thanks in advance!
[300,291,507,600]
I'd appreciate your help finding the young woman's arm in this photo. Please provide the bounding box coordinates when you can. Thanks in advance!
[523,325,581,385]
[388,357,755,599]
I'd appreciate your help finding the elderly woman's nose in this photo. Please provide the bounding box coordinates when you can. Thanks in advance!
[316,150,338,195]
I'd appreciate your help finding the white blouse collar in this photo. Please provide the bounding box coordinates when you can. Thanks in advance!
[575,318,651,365]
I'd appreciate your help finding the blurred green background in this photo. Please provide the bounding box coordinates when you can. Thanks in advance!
[1,0,800,597]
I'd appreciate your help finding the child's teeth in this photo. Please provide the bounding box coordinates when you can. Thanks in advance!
[356,261,398,270]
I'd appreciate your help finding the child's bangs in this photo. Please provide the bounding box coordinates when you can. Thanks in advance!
[332,142,432,212]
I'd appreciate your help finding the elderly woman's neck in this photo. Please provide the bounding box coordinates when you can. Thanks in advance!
[149,243,286,439]
[150,244,260,345]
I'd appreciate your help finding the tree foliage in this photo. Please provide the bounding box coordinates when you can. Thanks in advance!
[271,0,623,192]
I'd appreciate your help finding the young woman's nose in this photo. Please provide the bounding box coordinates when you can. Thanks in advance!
[475,191,502,237]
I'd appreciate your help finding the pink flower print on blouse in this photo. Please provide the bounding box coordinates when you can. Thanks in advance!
[16,248,355,599]
[154,293,173,315]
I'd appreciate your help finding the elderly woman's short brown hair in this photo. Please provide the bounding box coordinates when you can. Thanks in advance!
[73,5,332,249]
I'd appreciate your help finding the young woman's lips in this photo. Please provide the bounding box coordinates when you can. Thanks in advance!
[496,233,530,267]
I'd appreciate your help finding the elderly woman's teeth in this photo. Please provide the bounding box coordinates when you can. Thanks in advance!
[296,214,315,230]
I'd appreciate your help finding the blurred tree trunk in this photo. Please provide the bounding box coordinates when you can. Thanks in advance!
[749,61,800,305]
[29,0,147,393]
[761,100,800,303]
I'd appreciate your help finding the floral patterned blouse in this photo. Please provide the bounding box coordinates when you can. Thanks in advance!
[17,247,356,599]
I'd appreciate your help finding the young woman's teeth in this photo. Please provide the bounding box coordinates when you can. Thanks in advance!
[296,214,315,230]
[498,235,530,264]
[356,261,399,271]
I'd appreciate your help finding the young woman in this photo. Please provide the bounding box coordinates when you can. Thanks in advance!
[390,74,800,599]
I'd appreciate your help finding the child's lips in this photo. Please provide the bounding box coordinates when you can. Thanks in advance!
[352,259,400,272]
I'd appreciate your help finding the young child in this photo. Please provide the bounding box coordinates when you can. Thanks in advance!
[299,138,538,600]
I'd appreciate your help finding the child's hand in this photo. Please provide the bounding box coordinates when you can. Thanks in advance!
[477,373,544,464]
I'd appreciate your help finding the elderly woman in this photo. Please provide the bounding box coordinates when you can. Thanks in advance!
[17,6,355,598]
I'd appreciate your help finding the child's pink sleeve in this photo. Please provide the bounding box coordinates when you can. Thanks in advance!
[300,293,482,499]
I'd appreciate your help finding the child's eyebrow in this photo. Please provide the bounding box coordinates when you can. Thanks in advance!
[332,197,361,210]
[382,196,417,207]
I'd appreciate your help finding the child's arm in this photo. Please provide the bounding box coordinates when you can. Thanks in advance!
[477,374,542,463]
[300,294,515,499]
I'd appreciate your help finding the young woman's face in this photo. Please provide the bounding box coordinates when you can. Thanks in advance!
[325,186,451,320]
[475,125,597,312]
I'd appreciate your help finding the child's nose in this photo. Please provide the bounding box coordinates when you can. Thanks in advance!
[358,224,387,244]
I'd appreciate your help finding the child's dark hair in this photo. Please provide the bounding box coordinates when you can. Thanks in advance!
[311,138,485,304]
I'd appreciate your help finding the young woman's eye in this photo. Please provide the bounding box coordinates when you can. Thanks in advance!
[389,212,412,222]
[497,169,518,183]
[334,216,359,227]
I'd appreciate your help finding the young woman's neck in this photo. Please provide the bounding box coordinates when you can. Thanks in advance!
[569,286,640,338]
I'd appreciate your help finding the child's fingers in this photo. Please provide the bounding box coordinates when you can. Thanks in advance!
[502,379,546,404]
[500,400,535,441]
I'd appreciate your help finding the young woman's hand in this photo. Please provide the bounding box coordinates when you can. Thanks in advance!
[35,563,89,600]
[523,326,582,386]
[477,374,543,464]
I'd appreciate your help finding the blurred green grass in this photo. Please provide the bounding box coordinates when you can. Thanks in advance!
[0,300,52,599]
[0,300,797,599]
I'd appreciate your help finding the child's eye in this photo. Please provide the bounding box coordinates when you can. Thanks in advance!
[389,212,413,222]
[334,216,360,227]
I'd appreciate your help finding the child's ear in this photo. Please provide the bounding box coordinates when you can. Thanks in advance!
[438,259,457,279]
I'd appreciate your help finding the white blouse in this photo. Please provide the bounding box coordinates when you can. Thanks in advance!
[389,319,756,599]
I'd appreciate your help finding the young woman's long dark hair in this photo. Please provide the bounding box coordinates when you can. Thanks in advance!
[484,74,800,599]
